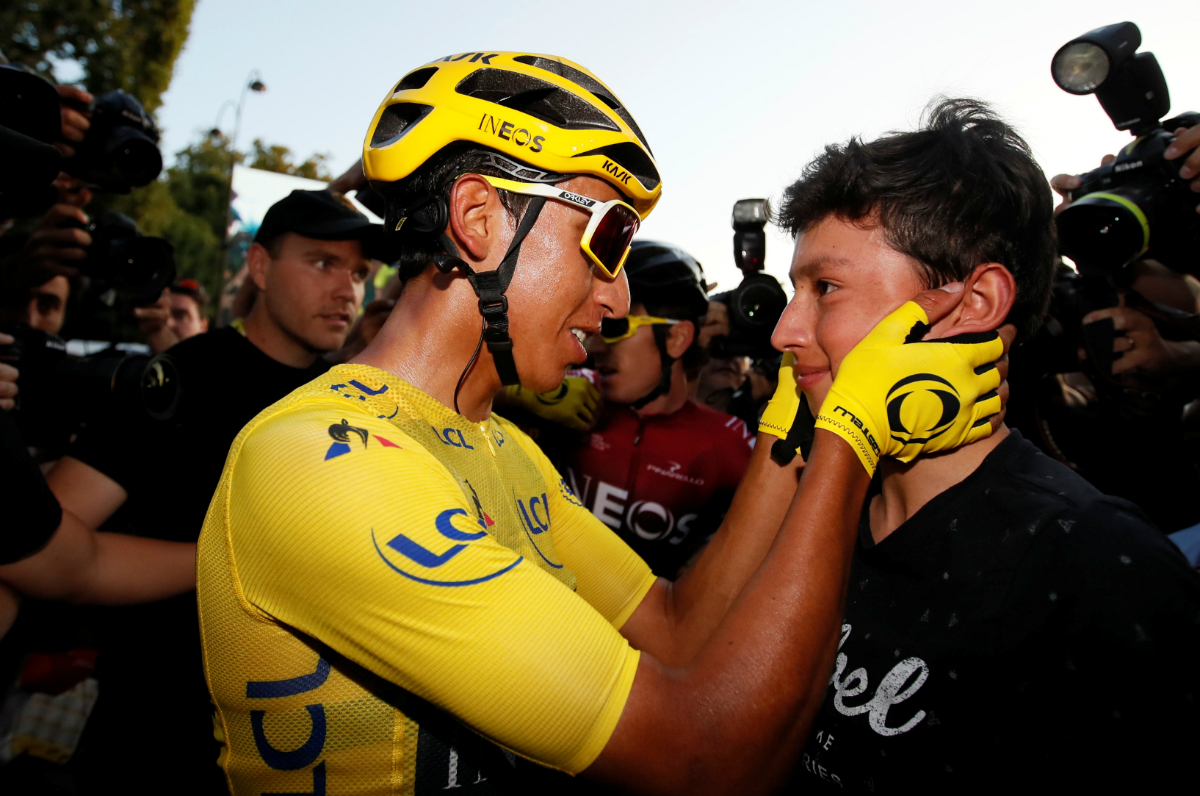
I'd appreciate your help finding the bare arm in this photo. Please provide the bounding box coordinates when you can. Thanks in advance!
[0,456,196,604]
[588,431,867,795]
[620,428,804,667]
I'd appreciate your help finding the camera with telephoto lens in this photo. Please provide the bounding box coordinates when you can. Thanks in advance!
[65,211,176,307]
[0,324,181,452]
[1052,21,1199,278]
[709,199,788,359]
[0,62,63,217]
[61,89,163,193]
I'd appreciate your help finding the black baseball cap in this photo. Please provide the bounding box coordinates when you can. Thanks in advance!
[253,189,395,261]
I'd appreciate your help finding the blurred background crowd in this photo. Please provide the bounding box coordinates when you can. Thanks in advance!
[1,1,1199,793]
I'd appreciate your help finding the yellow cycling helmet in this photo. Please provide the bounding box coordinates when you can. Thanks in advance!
[362,51,661,218]
[361,51,660,398]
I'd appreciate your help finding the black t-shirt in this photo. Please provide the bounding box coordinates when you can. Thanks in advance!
[65,327,331,794]
[0,408,59,564]
[792,431,1200,793]
[71,326,332,538]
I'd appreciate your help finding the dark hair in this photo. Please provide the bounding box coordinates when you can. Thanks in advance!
[388,145,538,280]
[777,98,1056,341]
[169,278,209,313]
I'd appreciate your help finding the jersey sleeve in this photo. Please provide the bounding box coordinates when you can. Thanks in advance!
[498,416,657,629]
[226,403,639,774]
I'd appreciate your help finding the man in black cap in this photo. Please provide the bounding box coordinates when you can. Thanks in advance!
[28,190,385,794]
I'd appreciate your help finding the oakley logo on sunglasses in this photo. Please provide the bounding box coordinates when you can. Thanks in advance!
[558,190,596,207]
[478,113,545,153]
[603,159,632,185]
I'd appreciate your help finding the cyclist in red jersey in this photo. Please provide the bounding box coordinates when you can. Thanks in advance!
[565,242,753,576]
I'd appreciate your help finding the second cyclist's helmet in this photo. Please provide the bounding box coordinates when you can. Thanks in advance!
[625,240,710,320]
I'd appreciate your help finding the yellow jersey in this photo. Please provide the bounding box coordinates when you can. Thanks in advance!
[197,364,656,795]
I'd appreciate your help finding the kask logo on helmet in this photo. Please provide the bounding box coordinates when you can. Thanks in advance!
[603,160,632,185]
[478,113,545,153]
[885,373,961,445]
[431,52,500,65]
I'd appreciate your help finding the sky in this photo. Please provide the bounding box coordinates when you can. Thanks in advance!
[153,0,1199,293]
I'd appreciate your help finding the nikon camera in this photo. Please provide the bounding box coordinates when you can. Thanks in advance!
[1052,21,1199,277]
[709,199,788,359]
[61,89,163,193]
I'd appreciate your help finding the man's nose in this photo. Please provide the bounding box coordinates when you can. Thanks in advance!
[330,268,359,302]
[594,269,631,320]
[771,297,814,352]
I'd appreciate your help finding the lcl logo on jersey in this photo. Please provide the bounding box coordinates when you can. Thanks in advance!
[885,373,961,446]
[514,491,563,570]
[372,507,517,587]
[329,379,399,420]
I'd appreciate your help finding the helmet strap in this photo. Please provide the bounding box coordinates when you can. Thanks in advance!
[629,325,675,410]
[440,196,547,395]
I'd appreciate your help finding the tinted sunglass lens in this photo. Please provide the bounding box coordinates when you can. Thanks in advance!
[591,205,640,274]
[600,317,630,340]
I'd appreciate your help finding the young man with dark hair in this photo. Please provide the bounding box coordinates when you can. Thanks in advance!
[776,98,1200,791]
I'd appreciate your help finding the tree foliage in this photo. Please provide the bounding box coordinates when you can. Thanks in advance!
[247,138,332,181]
[1,0,195,112]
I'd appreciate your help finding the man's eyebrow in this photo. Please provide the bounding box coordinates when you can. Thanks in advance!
[300,247,351,264]
[793,255,856,277]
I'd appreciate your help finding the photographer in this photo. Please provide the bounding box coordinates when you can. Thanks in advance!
[135,278,211,353]
[44,189,386,793]
[1040,129,1200,532]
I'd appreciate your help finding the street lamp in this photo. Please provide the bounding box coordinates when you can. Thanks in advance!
[215,70,266,326]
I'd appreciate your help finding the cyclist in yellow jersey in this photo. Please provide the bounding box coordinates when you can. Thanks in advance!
[198,52,1015,795]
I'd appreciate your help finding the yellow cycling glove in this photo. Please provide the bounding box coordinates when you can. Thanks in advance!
[504,375,601,431]
[814,301,1004,475]
[759,353,815,465]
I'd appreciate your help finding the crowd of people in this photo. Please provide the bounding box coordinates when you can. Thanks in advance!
[1,35,1200,796]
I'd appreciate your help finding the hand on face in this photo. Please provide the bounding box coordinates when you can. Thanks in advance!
[771,216,1016,473]
[813,292,1014,474]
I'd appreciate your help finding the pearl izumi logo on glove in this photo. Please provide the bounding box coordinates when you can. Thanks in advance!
[884,374,961,445]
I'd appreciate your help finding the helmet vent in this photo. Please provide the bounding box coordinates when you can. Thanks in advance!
[576,142,661,191]
[513,55,652,154]
[370,102,433,148]
[455,69,620,134]
[394,67,437,93]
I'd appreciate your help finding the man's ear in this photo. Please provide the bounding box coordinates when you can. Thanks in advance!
[929,263,1016,338]
[447,174,503,265]
[246,242,272,292]
[665,319,695,359]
